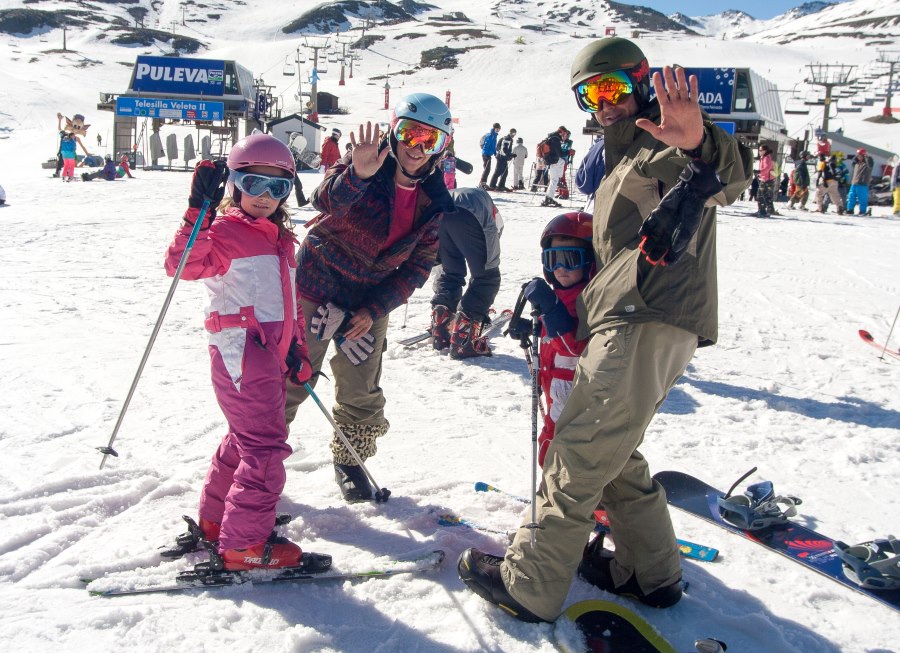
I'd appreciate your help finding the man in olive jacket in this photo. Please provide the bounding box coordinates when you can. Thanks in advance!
[459,37,752,622]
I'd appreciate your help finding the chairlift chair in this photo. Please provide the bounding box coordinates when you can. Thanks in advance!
[283,56,295,76]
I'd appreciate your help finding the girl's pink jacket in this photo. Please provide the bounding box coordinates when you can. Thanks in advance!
[165,206,302,389]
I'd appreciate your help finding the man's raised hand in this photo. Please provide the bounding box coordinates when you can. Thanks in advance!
[635,66,705,153]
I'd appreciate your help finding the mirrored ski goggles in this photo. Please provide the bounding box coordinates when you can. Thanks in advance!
[542,247,591,272]
[574,71,634,112]
[231,170,294,200]
[393,118,451,155]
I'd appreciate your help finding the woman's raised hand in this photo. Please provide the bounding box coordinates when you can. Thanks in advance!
[349,121,390,179]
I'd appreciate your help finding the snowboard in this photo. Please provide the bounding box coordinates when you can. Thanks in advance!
[554,599,676,653]
[654,470,900,612]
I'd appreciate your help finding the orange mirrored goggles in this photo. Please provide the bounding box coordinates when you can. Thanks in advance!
[393,118,451,155]
[574,71,634,112]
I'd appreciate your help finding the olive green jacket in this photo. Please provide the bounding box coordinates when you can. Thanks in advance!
[577,101,753,346]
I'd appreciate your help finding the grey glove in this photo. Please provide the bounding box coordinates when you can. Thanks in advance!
[338,333,377,366]
[310,302,349,341]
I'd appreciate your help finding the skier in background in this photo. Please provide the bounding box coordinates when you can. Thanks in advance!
[511,136,528,190]
[285,93,456,503]
[320,128,342,170]
[756,144,778,217]
[441,149,458,190]
[540,126,569,208]
[458,36,752,623]
[787,152,810,211]
[480,122,500,188]
[845,148,871,216]
[891,156,900,217]
[430,186,502,359]
[164,133,310,571]
[489,128,516,191]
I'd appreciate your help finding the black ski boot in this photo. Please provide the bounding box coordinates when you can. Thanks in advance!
[577,533,683,608]
[541,197,562,208]
[457,548,547,623]
[334,463,374,503]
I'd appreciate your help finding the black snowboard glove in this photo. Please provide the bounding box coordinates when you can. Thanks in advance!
[185,159,228,227]
[638,159,724,266]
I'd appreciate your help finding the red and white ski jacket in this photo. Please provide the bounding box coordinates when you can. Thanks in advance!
[537,282,589,467]
[165,206,303,390]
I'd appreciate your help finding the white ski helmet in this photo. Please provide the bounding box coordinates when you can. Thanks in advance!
[388,93,453,180]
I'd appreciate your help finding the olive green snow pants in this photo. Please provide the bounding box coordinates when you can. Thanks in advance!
[285,297,390,462]
[501,322,697,621]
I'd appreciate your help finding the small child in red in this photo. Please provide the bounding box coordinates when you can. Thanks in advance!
[521,212,594,466]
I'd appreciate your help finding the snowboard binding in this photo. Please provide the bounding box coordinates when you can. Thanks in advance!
[717,480,802,531]
[834,536,900,591]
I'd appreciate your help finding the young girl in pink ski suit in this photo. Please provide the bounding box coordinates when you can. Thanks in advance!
[164,133,312,571]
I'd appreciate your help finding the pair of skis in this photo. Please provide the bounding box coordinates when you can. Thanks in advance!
[438,482,718,563]
[858,329,900,361]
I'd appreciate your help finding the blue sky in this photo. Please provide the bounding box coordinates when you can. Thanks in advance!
[622,0,848,19]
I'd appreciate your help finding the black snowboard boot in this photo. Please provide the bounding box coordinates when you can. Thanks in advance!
[449,311,491,360]
[457,548,547,623]
[334,464,373,503]
[430,305,454,351]
[577,533,683,608]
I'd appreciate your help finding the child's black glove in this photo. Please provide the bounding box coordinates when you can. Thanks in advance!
[638,159,723,266]
[185,159,228,228]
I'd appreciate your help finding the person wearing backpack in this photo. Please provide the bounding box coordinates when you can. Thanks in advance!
[489,128,517,191]
[540,126,569,207]
[480,123,500,187]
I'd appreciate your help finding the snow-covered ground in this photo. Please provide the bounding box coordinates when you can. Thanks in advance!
[0,0,898,651]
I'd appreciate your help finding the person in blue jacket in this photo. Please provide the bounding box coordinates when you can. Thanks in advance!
[576,135,606,200]
[480,123,500,187]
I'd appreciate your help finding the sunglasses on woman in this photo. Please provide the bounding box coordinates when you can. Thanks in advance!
[574,70,634,113]
[393,118,451,155]
[231,170,294,200]
[542,247,591,272]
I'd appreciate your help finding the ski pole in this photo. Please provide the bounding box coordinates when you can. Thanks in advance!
[879,304,900,361]
[98,198,214,469]
[303,382,391,503]
[401,301,409,329]
[524,308,544,548]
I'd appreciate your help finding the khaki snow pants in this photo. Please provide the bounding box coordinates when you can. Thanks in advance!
[285,297,389,435]
[501,322,697,621]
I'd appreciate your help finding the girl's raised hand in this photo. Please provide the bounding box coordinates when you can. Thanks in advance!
[349,121,390,179]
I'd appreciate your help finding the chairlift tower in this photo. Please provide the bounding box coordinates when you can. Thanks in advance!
[805,63,856,133]
[877,50,900,120]
[303,36,331,116]
[334,35,353,86]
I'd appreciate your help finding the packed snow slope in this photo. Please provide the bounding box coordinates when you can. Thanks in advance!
[0,0,898,651]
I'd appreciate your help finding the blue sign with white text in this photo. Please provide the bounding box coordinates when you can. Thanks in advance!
[115,97,225,121]
[650,67,735,115]
[131,56,225,96]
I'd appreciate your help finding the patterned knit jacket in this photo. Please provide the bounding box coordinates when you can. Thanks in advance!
[298,149,454,319]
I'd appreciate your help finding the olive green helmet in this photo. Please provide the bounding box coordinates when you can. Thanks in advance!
[570,37,652,109]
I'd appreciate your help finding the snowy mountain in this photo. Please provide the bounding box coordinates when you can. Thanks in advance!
[0,0,899,651]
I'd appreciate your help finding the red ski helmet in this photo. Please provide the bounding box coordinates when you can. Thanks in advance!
[856,148,867,158]
[540,212,594,285]
[540,211,593,249]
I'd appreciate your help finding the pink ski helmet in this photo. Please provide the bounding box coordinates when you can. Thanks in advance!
[227,132,295,177]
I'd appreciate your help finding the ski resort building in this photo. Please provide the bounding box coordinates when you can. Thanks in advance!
[97,56,276,169]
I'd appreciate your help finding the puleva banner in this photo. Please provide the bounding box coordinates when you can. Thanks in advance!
[132,56,226,96]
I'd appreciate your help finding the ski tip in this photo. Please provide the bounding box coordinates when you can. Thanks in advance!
[858,329,874,342]
[474,482,490,492]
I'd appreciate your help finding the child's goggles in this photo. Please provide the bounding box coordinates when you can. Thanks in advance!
[574,70,634,113]
[542,247,591,272]
[393,118,451,155]
[231,170,294,200]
